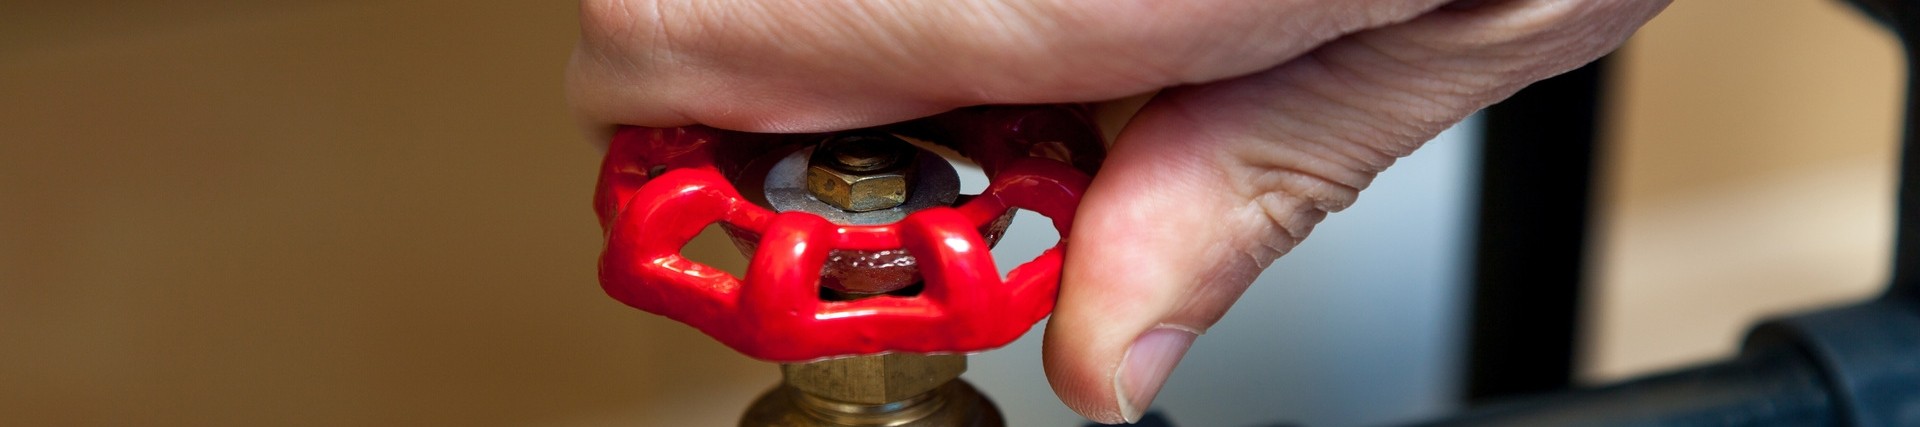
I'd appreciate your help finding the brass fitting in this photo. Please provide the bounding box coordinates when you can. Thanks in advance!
[781,354,966,405]
[806,133,917,212]
[744,354,998,426]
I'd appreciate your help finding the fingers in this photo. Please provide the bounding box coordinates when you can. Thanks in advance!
[566,0,1455,132]
[1044,0,1670,423]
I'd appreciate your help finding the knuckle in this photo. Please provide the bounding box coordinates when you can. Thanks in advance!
[578,0,697,61]
[1454,0,1650,61]
[578,0,643,44]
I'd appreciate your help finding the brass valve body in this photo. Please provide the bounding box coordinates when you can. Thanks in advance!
[741,354,1003,427]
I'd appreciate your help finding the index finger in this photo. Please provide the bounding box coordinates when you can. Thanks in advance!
[565,0,1455,133]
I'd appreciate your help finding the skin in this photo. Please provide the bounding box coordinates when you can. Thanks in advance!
[567,0,1670,423]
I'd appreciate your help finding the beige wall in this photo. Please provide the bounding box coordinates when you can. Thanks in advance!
[1,2,775,425]
[1589,0,1904,380]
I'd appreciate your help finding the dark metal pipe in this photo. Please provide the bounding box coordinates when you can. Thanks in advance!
[1401,300,1920,427]
[1464,57,1605,402]
[1842,0,1920,300]
[1402,345,1837,427]
[1747,299,1920,426]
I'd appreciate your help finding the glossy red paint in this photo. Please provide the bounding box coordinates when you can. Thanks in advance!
[594,105,1105,361]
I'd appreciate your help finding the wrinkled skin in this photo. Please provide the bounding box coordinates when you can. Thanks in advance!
[567,0,1670,423]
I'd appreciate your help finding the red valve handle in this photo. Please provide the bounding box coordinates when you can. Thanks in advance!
[594,105,1104,361]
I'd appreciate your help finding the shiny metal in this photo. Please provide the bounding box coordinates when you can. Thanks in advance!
[768,144,960,225]
[805,133,923,212]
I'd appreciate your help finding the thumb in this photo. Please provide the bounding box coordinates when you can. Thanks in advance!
[1042,0,1667,423]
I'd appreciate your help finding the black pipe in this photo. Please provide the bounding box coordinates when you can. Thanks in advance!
[1403,344,1837,427]
[1463,58,1606,402]
[1403,299,1920,427]
[1748,299,1920,426]
[1843,0,1920,301]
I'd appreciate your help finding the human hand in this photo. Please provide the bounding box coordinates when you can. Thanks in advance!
[567,0,1668,423]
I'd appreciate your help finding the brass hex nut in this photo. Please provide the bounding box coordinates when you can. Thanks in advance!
[806,164,910,212]
[806,136,916,212]
[782,354,967,404]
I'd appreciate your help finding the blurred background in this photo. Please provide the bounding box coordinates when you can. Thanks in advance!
[0,1,1902,426]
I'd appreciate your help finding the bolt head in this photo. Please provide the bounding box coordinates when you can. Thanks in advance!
[806,134,916,212]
